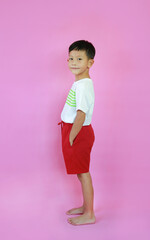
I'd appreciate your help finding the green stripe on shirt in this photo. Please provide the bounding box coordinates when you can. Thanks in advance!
[66,89,76,107]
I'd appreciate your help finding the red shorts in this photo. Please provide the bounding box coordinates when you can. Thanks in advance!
[59,121,95,174]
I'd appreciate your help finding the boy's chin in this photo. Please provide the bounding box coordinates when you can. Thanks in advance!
[72,72,80,76]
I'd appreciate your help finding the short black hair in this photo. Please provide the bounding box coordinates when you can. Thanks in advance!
[69,40,96,59]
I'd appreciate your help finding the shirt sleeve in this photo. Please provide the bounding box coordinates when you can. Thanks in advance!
[76,81,94,114]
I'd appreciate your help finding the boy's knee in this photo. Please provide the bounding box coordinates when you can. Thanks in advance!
[77,172,89,180]
[77,173,82,180]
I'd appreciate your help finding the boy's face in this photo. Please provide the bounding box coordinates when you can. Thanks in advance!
[67,50,94,79]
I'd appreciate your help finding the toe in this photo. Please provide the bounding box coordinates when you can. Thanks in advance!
[68,218,77,225]
[67,218,72,224]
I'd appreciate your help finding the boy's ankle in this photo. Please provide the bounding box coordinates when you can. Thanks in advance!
[83,210,95,216]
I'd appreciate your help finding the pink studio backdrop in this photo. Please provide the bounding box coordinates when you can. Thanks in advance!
[0,0,150,239]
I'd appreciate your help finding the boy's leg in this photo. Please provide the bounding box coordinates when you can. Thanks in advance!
[66,174,84,215]
[67,172,96,225]
[78,172,94,214]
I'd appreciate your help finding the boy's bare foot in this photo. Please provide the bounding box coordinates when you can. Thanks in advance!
[67,212,96,225]
[66,206,84,215]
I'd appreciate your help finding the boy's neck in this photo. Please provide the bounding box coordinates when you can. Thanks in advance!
[75,73,91,82]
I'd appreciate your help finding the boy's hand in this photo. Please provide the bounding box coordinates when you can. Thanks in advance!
[69,110,86,147]
[69,134,74,146]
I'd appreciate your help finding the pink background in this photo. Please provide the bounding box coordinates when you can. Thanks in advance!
[0,0,150,239]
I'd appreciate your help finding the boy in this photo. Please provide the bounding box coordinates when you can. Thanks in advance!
[59,40,96,226]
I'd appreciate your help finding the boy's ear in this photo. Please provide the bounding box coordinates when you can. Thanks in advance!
[88,59,94,68]
[67,58,69,62]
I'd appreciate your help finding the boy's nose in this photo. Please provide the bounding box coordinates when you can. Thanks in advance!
[72,61,77,66]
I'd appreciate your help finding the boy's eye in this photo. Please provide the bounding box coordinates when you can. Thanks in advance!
[69,58,73,60]
[78,58,82,60]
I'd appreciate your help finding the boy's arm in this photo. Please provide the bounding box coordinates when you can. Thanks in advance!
[69,110,86,146]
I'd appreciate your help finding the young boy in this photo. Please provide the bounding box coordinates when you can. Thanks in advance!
[59,40,96,226]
